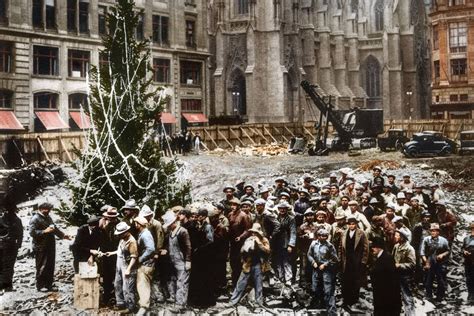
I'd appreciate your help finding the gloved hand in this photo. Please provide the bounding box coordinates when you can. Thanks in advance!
[185,261,191,271]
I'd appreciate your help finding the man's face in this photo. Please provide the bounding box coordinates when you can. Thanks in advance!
[371,246,382,256]
[197,215,206,223]
[309,187,317,193]
[388,176,395,184]
[320,200,327,209]
[275,181,284,188]
[383,187,390,193]
[318,234,328,242]
[261,192,269,200]
[330,186,338,195]
[349,204,358,212]
[39,208,50,216]
[280,195,289,201]
[430,229,440,238]
[190,214,197,221]
[348,222,357,231]
[347,183,354,190]
[230,203,239,212]
[256,204,265,213]
[415,188,422,194]
[421,216,430,223]
[386,209,394,218]
[299,192,307,199]
[241,204,251,213]
[305,214,314,222]
[341,198,349,207]
[278,207,287,216]
[316,214,325,222]
[373,169,381,177]
[403,177,410,183]
[123,209,133,217]
[397,198,404,205]
[145,214,153,222]
[337,218,346,226]
[362,197,369,205]
[411,200,419,208]
[245,187,253,195]
[225,189,234,199]
[177,213,186,221]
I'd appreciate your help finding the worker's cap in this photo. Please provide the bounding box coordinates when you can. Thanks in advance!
[395,229,409,241]
[315,210,327,217]
[317,228,329,236]
[139,204,154,217]
[346,215,359,223]
[259,187,271,195]
[396,192,406,199]
[255,198,267,206]
[162,210,177,229]
[430,183,440,188]
[215,202,225,210]
[370,237,385,249]
[198,208,208,217]
[339,168,352,174]
[361,193,371,199]
[348,200,359,206]
[386,203,397,211]
[235,179,245,186]
[345,180,355,186]
[275,176,286,183]
[223,185,236,193]
[133,216,148,226]
[87,215,101,225]
[276,201,291,209]
[372,166,382,172]
[240,200,253,207]
[369,198,379,204]
[304,208,315,216]
[421,210,431,218]
[114,222,131,235]
[298,188,310,196]
[410,197,420,202]
[403,174,411,178]
[435,200,446,206]
[303,173,313,181]
[392,216,403,223]
[361,179,370,184]
[243,184,254,191]
[329,172,337,178]
[430,223,440,231]
[279,191,290,198]
[229,197,241,205]
[335,214,347,220]
[121,199,140,211]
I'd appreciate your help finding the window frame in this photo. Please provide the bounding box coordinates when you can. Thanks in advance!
[33,45,59,76]
[68,92,88,110]
[235,0,249,15]
[181,99,202,113]
[0,41,12,73]
[34,91,59,109]
[450,58,467,81]
[0,0,7,24]
[0,89,13,109]
[152,15,169,46]
[433,25,439,50]
[185,19,196,48]
[449,22,467,53]
[153,58,170,83]
[68,49,90,78]
[180,60,202,86]
[98,5,107,35]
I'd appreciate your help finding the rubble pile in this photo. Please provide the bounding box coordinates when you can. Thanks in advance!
[358,159,402,171]
[235,144,289,157]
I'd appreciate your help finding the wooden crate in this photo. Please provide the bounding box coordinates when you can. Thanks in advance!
[73,274,100,310]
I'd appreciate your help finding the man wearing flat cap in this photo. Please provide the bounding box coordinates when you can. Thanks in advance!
[307,228,338,314]
[274,177,288,198]
[29,202,71,292]
[297,209,318,288]
[71,215,102,273]
[370,237,401,316]
[371,166,384,188]
[393,229,416,316]
[345,200,371,235]
[228,198,252,286]
[121,199,140,238]
[340,215,369,309]
[411,210,432,286]
[420,223,450,301]
[434,201,457,244]
[274,201,296,285]
[294,189,311,227]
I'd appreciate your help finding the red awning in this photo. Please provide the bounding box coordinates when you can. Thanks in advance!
[160,112,177,124]
[182,112,208,123]
[0,111,25,130]
[70,111,91,129]
[35,111,69,130]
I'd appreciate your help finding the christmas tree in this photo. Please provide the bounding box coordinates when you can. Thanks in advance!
[68,0,190,224]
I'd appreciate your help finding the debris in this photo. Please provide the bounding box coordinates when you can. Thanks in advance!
[358,160,401,171]
[419,163,431,169]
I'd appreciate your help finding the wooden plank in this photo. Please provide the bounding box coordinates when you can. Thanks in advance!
[217,129,234,149]
[73,275,100,310]
[263,126,278,143]
[272,126,289,142]
[60,137,74,162]
[303,126,316,141]
[229,128,246,146]
[36,136,51,162]
[284,125,295,137]
[240,127,257,146]
[251,127,269,144]
[202,129,219,149]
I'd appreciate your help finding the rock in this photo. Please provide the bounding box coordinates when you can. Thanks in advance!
[419,164,431,170]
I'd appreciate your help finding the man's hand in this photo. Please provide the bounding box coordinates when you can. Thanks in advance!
[235,237,241,242]
[423,262,430,270]
[87,255,95,266]
[160,249,167,256]
[287,246,293,253]
[125,269,131,276]
[319,264,326,271]
[185,261,191,271]
[90,249,99,256]
[313,262,318,269]
[43,227,54,234]
[464,250,472,257]
[436,254,444,261]
[64,235,73,240]
[395,263,400,268]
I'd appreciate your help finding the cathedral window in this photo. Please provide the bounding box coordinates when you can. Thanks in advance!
[235,0,249,15]
[351,0,358,13]
[374,0,384,31]
[366,56,381,98]
[449,0,465,6]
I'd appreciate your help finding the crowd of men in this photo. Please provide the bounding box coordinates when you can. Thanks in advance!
[0,165,473,315]
[159,131,202,157]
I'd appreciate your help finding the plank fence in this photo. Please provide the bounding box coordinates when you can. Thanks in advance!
[0,119,472,164]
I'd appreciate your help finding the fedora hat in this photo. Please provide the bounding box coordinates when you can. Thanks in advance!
[87,215,100,225]
[430,223,440,231]
[276,201,291,209]
[371,236,385,249]
[121,199,139,211]
[162,210,177,229]
[114,222,130,235]
[139,204,154,217]
[248,223,264,237]
[134,216,148,226]
[229,197,241,205]
[102,207,119,218]
[223,185,236,193]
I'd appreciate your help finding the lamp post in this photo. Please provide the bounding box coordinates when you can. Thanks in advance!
[232,91,240,116]
[406,89,413,120]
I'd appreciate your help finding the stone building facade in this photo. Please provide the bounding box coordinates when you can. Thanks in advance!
[430,0,474,119]
[208,0,431,123]
[0,0,210,133]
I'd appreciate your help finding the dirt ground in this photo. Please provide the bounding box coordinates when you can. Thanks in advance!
[1,149,473,315]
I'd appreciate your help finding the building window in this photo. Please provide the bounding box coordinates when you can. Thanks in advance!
[45,0,56,29]
[99,52,109,69]
[235,0,249,15]
[0,0,7,24]
[98,5,107,35]
[32,0,43,27]
[0,89,13,108]
[449,0,465,5]
[33,46,58,76]
[181,99,202,112]
[136,13,144,40]
[0,41,12,73]
[450,94,458,102]
[180,61,201,85]
[67,0,89,33]
[186,20,196,47]
[374,0,384,31]
[152,15,169,45]
[69,93,88,109]
[433,60,440,79]
[366,56,381,97]
[433,25,439,50]
[449,22,467,53]
[68,49,90,78]
[153,58,170,83]
[460,94,468,101]
[451,58,467,81]
[32,0,56,29]
[351,0,358,13]
[34,92,58,109]
[435,95,440,102]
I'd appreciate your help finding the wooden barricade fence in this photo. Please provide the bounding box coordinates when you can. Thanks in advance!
[0,119,472,164]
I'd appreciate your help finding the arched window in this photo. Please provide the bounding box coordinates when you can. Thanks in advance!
[0,89,13,108]
[235,0,249,15]
[351,0,358,13]
[366,56,381,98]
[69,93,88,110]
[34,92,58,109]
[375,0,384,31]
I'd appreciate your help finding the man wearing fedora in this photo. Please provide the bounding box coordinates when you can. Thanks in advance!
[106,222,138,313]
[121,199,140,238]
[463,223,474,304]
[297,209,317,288]
[229,223,270,307]
[307,228,338,314]
[420,223,450,301]
[99,206,120,305]
[220,185,236,216]
[161,210,191,313]
[134,216,155,315]
[294,189,311,227]
[434,200,457,244]
[340,215,369,309]
[70,215,102,273]
[370,237,401,316]
[29,202,72,292]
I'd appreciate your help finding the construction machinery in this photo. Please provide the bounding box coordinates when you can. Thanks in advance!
[300,80,384,155]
